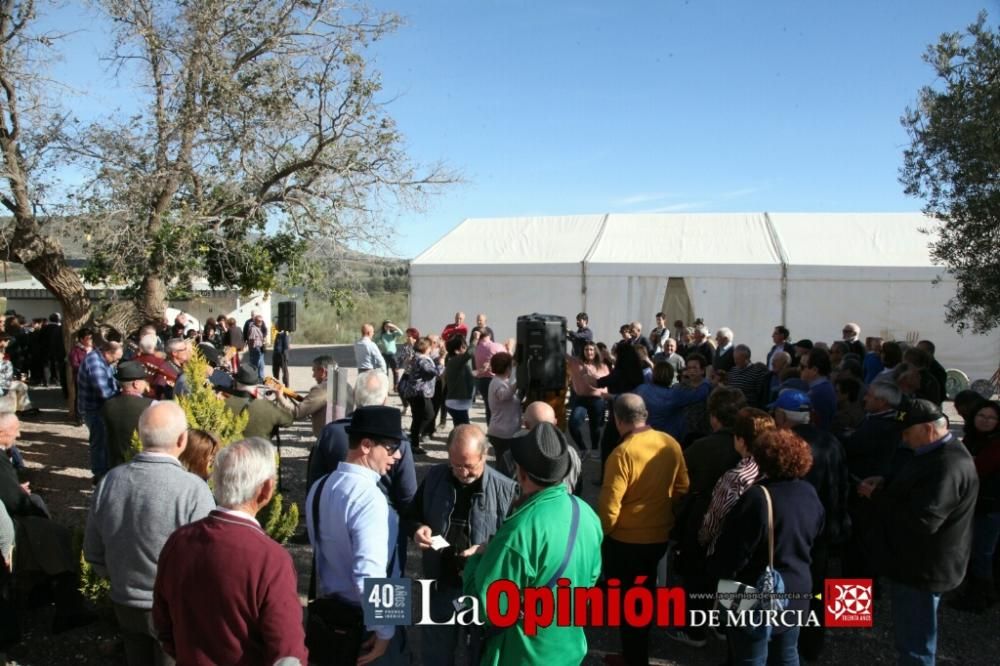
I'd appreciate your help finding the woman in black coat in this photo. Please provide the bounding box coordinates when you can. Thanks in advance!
[595,343,646,469]
[708,429,825,665]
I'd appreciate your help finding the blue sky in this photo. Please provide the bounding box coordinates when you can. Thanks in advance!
[39,0,997,258]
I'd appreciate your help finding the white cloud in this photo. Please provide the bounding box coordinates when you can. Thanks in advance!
[615,192,676,206]
[638,201,711,213]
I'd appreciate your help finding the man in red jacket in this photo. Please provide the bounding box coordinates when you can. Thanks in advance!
[153,437,307,665]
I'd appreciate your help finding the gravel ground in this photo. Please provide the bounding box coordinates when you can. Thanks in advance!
[6,351,1000,665]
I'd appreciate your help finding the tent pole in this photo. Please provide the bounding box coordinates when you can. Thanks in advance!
[581,213,611,316]
[763,212,789,325]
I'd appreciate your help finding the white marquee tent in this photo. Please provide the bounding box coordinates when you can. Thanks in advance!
[410,213,1000,382]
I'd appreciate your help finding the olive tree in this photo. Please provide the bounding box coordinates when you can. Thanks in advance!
[901,12,1000,334]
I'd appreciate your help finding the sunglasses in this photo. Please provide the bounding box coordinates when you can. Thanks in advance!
[376,441,402,455]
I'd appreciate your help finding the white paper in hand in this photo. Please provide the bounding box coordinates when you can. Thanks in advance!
[430,535,450,551]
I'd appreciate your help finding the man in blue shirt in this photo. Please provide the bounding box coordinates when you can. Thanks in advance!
[306,405,406,665]
[800,347,837,432]
[307,371,416,567]
[354,324,387,373]
[76,341,123,481]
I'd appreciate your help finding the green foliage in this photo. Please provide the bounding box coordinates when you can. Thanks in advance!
[64,0,454,317]
[73,528,111,607]
[297,291,409,343]
[177,348,298,541]
[258,491,300,545]
[125,429,142,462]
[177,350,248,445]
[901,11,1000,334]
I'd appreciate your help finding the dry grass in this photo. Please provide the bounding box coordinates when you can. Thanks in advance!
[296,291,409,344]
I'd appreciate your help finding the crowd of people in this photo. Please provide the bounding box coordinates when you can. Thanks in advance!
[335,309,992,666]
[0,304,994,666]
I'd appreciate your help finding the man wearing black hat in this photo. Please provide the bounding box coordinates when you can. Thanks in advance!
[224,364,294,440]
[306,405,406,665]
[858,398,978,666]
[462,421,603,665]
[101,362,154,469]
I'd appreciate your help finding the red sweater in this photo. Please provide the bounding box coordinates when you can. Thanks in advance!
[153,510,307,665]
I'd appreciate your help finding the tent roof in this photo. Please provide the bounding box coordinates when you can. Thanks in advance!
[411,215,607,276]
[412,212,945,281]
[587,213,781,278]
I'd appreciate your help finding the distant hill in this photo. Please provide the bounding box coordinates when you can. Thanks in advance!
[0,216,410,293]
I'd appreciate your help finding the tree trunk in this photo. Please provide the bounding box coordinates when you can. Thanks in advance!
[136,272,168,325]
[5,223,93,416]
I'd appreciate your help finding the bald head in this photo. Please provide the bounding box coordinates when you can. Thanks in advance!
[447,424,488,456]
[614,393,648,427]
[137,401,188,455]
[0,413,18,449]
[523,402,557,430]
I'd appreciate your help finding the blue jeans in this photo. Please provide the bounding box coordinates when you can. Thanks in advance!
[248,347,265,381]
[890,580,940,666]
[970,512,1000,580]
[726,625,800,665]
[82,410,109,478]
[568,395,605,452]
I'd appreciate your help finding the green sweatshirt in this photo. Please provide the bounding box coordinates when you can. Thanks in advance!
[463,484,603,665]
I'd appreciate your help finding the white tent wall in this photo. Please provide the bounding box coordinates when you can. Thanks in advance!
[771,213,1000,381]
[685,276,785,360]
[784,276,999,382]
[409,214,606,340]
[408,274,583,343]
[581,276,669,343]
[410,212,1000,381]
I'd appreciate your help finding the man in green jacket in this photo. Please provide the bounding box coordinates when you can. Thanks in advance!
[225,364,295,440]
[463,423,602,665]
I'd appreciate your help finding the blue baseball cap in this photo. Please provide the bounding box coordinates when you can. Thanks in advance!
[768,389,811,412]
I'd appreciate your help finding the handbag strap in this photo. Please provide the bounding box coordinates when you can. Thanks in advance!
[543,495,580,588]
[759,485,774,570]
[311,473,332,542]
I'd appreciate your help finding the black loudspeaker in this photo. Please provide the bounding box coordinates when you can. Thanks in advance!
[277,301,297,332]
[515,313,567,391]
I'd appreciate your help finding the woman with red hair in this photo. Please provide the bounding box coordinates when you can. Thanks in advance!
[708,429,825,665]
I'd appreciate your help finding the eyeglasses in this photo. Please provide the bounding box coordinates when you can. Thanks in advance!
[377,441,402,455]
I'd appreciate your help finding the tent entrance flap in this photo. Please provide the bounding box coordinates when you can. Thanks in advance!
[663,277,694,327]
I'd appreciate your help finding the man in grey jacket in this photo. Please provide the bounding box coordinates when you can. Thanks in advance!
[405,424,518,665]
[84,401,215,666]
